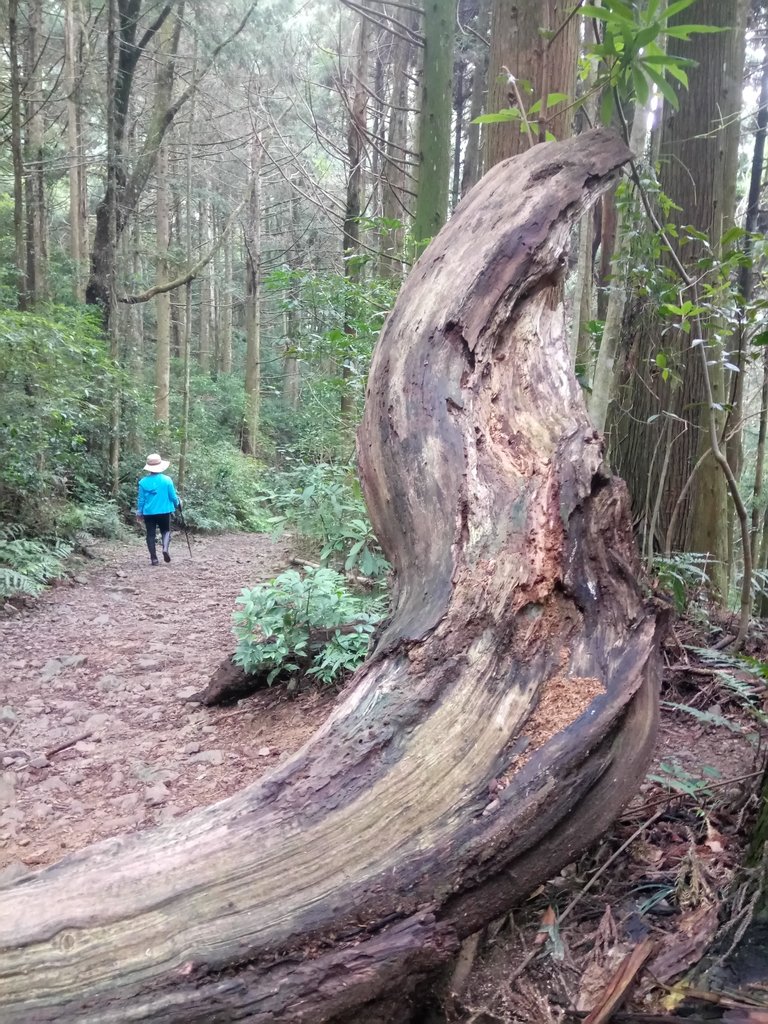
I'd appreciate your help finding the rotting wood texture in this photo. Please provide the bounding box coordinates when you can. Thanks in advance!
[0,129,663,1024]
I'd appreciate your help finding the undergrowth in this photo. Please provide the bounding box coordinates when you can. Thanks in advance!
[0,526,73,600]
[259,464,389,579]
[232,566,385,687]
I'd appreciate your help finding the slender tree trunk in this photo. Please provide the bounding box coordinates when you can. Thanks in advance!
[8,0,27,310]
[588,108,649,431]
[107,0,120,496]
[341,14,371,416]
[242,135,262,454]
[451,60,465,210]
[154,142,172,424]
[460,4,490,197]
[169,189,182,359]
[24,0,48,305]
[744,59,768,575]
[569,15,598,371]
[282,187,301,410]
[178,281,192,491]
[65,0,86,301]
[199,191,212,374]
[219,215,233,375]
[379,8,416,279]
[412,0,453,245]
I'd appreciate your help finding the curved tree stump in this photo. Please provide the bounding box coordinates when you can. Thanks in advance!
[0,129,662,1023]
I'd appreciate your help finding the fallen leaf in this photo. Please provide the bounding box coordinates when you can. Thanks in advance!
[534,905,556,946]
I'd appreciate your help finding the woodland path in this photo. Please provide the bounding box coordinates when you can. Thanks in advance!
[0,532,334,876]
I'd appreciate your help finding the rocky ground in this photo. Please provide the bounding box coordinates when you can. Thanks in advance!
[0,531,336,877]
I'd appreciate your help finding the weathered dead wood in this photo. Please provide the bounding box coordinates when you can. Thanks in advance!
[0,129,662,1024]
[190,655,266,705]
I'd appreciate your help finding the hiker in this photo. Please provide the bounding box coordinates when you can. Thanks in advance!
[136,453,181,566]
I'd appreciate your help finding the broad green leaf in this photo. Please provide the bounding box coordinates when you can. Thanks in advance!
[632,66,650,107]
[635,24,662,49]
[666,23,727,38]
[472,107,522,125]
[665,63,689,88]
[643,64,679,109]
[721,226,747,247]
[599,87,615,126]
[602,0,636,20]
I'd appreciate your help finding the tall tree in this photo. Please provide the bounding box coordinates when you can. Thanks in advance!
[412,0,453,244]
[242,134,262,454]
[341,13,371,416]
[64,0,87,300]
[612,0,749,600]
[485,0,579,166]
[8,0,27,309]
[24,0,48,304]
[154,141,172,424]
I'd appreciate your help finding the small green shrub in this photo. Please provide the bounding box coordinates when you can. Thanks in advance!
[55,496,124,540]
[263,464,389,579]
[232,566,383,686]
[653,552,711,612]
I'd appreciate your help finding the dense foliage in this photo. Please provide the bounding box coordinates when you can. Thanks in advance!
[232,566,383,686]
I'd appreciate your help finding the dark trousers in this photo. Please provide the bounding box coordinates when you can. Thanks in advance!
[144,513,171,562]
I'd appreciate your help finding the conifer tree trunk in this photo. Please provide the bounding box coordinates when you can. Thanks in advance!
[199,190,212,374]
[379,7,417,279]
[486,0,578,166]
[460,4,490,197]
[612,0,748,599]
[219,215,233,375]
[451,60,465,210]
[154,142,172,424]
[282,187,301,410]
[24,0,48,305]
[65,0,86,302]
[8,0,27,310]
[412,0,453,244]
[341,13,371,416]
[0,131,660,1024]
[242,135,262,454]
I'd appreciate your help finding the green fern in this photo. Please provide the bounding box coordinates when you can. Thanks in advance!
[0,528,73,600]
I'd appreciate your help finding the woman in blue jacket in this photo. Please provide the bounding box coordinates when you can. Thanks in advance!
[136,453,181,565]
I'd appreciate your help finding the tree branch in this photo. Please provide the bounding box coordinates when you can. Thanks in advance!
[121,3,257,218]
[128,1,174,72]
[120,197,245,304]
[339,0,424,48]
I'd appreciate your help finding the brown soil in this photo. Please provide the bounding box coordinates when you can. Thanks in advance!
[0,533,337,874]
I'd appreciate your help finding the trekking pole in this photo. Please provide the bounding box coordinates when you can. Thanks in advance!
[177,505,193,558]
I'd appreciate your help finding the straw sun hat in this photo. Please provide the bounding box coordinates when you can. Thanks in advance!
[143,453,170,474]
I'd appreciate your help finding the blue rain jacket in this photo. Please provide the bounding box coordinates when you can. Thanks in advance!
[137,473,180,516]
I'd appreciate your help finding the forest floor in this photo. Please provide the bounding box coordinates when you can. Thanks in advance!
[0,530,335,875]
[2,538,768,1021]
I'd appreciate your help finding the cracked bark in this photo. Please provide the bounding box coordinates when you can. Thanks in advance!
[0,130,662,1024]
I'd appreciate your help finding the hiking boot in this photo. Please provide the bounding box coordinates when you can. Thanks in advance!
[151,558,159,566]
[163,551,171,563]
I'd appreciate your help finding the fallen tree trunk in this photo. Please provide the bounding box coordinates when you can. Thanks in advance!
[0,129,662,1023]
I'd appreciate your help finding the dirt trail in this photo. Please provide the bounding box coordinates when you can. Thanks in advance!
[0,532,334,875]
